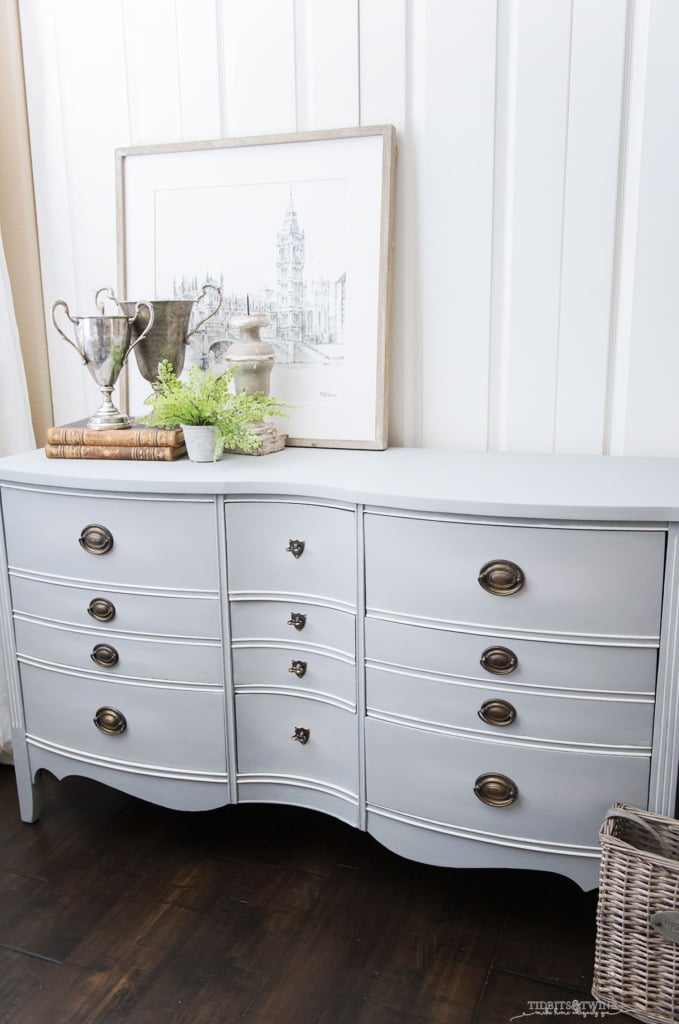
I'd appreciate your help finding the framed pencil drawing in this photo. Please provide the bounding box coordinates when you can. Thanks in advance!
[116,125,396,449]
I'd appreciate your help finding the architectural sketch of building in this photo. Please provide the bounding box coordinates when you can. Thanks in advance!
[175,191,346,371]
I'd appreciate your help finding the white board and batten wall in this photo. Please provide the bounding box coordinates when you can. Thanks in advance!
[17,0,679,456]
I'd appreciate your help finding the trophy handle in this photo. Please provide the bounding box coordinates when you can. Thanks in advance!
[50,300,87,364]
[95,286,118,313]
[186,283,222,340]
[125,301,155,360]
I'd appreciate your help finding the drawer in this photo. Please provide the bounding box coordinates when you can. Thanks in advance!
[226,501,356,606]
[232,646,356,707]
[235,693,358,796]
[14,617,223,686]
[365,514,665,639]
[230,600,355,657]
[366,717,650,847]
[2,487,219,590]
[366,667,655,747]
[365,617,658,695]
[10,574,222,640]
[21,664,227,774]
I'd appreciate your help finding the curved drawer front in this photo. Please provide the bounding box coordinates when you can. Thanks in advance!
[21,664,227,773]
[2,487,219,590]
[366,717,650,847]
[365,514,665,639]
[367,667,654,747]
[365,617,658,695]
[232,647,356,707]
[230,600,355,657]
[236,693,358,796]
[226,501,356,606]
[14,617,223,686]
[10,574,222,640]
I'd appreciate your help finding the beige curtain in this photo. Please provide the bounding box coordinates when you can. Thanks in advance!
[0,224,35,761]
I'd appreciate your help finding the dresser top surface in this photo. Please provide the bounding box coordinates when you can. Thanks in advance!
[1,447,679,521]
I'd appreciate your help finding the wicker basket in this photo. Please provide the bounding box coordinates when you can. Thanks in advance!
[592,803,679,1024]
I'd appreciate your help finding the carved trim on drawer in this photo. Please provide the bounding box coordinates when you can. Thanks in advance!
[365,658,657,699]
[365,709,653,756]
[17,656,225,690]
[233,683,356,713]
[229,589,356,613]
[366,805,600,856]
[231,639,355,663]
[25,736,228,781]
[365,609,661,647]
[237,772,357,803]
[363,506,667,533]
[9,568,219,598]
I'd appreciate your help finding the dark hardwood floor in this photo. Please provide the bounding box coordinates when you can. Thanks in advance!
[0,765,633,1024]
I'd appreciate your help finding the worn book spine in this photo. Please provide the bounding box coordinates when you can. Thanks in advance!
[45,426,184,447]
[45,444,187,461]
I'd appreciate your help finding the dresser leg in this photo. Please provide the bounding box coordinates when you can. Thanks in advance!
[12,742,41,823]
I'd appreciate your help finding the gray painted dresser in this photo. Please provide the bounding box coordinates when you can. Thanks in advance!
[1,447,678,891]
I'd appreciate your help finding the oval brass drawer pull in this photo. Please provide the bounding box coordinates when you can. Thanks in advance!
[288,612,307,631]
[288,659,307,678]
[474,772,518,807]
[88,597,116,623]
[79,524,114,555]
[478,699,517,727]
[93,706,127,736]
[478,560,525,596]
[286,539,305,559]
[480,646,518,675]
[292,726,310,745]
[90,643,119,668]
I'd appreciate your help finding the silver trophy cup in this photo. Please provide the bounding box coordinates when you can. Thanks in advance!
[51,298,154,429]
[97,283,222,389]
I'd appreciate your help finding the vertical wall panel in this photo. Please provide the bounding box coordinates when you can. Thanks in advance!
[358,0,414,446]
[614,0,679,455]
[553,0,628,454]
[294,0,359,131]
[123,0,182,144]
[176,0,222,141]
[489,0,572,452]
[418,0,497,451]
[220,0,296,136]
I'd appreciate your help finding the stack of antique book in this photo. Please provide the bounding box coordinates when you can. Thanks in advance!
[45,421,186,461]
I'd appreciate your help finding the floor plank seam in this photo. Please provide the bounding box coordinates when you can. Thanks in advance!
[0,943,62,965]
[490,964,595,995]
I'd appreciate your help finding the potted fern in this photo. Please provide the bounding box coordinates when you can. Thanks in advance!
[144,360,289,461]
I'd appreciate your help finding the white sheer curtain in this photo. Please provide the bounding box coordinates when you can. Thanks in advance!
[0,224,36,762]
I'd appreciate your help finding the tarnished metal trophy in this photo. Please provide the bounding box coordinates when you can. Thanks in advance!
[97,283,222,389]
[51,298,154,429]
[225,312,286,454]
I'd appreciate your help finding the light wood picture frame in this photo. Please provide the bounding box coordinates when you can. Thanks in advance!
[116,125,396,449]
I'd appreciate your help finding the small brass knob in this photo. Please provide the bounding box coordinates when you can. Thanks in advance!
[79,524,113,555]
[292,726,310,745]
[288,612,307,631]
[478,699,517,727]
[474,773,518,807]
[90,643,119,668]
[286,539,305,559]
[93,706,127,735]
[288,659,307,678]
[478,560,525,596]
[480,646,518,675]
[88,597,116,623]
